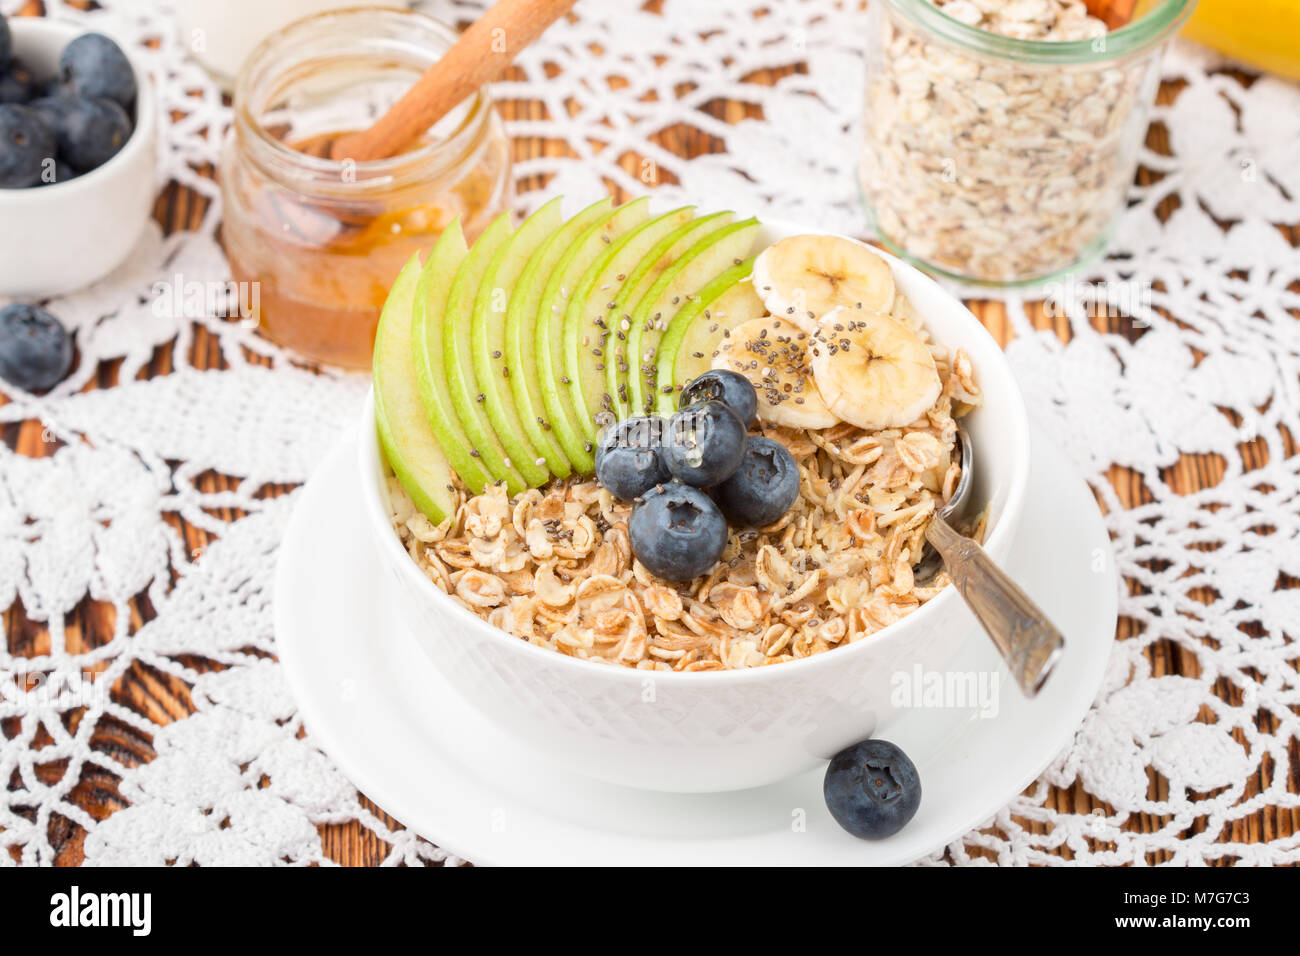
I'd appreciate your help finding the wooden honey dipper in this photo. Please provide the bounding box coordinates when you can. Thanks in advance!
[324,0,578,163]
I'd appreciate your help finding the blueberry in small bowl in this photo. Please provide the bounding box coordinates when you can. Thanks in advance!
[0,103,55,188]
[628,480,728,582]
[823,739,922,840]
[0,303,73,393]
[595,415,671,501]
[58,32,136,108]
[50,158,76,184]
[32,94,132,170]
[0,17,156,298]
[680,368,758,429]
[714,435,800,527]
[663,400,747,488]
[0,58,37,104]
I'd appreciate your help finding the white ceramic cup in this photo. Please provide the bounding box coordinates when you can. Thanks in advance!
[357,220,1032,792]
[0,19,157,299]
[174,0,410,91]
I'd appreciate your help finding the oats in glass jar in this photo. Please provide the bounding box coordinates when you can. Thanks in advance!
[859,0,1194,285]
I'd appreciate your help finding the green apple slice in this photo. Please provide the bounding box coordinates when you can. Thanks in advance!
[442,213,530,495]
[505,199,613,480]
[375,255,457,523]
[653,257,764,415]
[411,223,494,495]
[535,198,651,473]
[562,205,695,441]
[603,210,734,421]
[471,198,564,488]
[625,217,761,416]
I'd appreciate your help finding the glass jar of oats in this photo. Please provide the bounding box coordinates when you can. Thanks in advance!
[860,0,1195,286]
[221,7,513,368]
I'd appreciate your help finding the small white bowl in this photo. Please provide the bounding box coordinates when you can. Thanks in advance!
[0,19,157,298]
[358,220,1031,792]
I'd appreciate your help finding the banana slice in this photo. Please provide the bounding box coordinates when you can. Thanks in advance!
[752,234,896,332]
[712,315,839,429]
[809,310,942,430]
[889,289,922,334]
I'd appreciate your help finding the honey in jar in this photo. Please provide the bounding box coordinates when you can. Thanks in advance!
[220,7,513,369]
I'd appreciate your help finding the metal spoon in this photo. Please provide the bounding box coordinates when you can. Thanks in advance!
[916,424,1064,698]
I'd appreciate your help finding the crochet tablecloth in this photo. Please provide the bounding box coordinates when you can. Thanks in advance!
[2,0,1298,866]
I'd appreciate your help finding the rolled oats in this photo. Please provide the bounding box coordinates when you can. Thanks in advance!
[389,337,982,671]
[455,569,507,608]
[720,587,764,631]
[643,585,683,621]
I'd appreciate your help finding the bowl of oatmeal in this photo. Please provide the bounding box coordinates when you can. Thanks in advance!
[358,216,1030,792]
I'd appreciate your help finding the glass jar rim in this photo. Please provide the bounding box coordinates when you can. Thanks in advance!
[883,0,1197,63]
[232,7,491,193]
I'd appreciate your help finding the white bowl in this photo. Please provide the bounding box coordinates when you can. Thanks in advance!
[357,220,1031,792]
[0,19,157,298]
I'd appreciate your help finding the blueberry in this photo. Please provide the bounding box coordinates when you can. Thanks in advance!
[59,33,136,108]
[0,15,10,70]
[714,436,800,527]
[595,415,670,501]
[663,400,747,488]
[26,95,64,128]
[628,481,728,582]
[37,75,69,100]
[50,159,77,185]
[823,739,921,840]
[0,304,74,393]
[0,59,36,105]
[32,95,131,171]
[0,103,55,188]
[680,368,758,429]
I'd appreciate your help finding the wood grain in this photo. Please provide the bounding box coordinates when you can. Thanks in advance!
[2,7,1296,867]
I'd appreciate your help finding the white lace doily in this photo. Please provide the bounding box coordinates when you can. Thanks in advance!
[2,0,1298,867]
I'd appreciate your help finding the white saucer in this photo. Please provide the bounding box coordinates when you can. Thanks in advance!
[275,430,1116,866]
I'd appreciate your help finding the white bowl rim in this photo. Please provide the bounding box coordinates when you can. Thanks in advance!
[359,227,1032,686]
[0,17,156,205]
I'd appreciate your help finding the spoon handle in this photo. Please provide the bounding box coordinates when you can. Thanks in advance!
[924,515,1064,698]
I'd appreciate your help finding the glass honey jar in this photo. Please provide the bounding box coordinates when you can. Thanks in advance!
[220,7,513,369]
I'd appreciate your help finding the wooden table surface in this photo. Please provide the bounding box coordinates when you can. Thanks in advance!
[3,2,1297,866]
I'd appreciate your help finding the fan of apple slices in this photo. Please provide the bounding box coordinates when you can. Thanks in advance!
[374,198,763,521]
[374,204,940,523]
